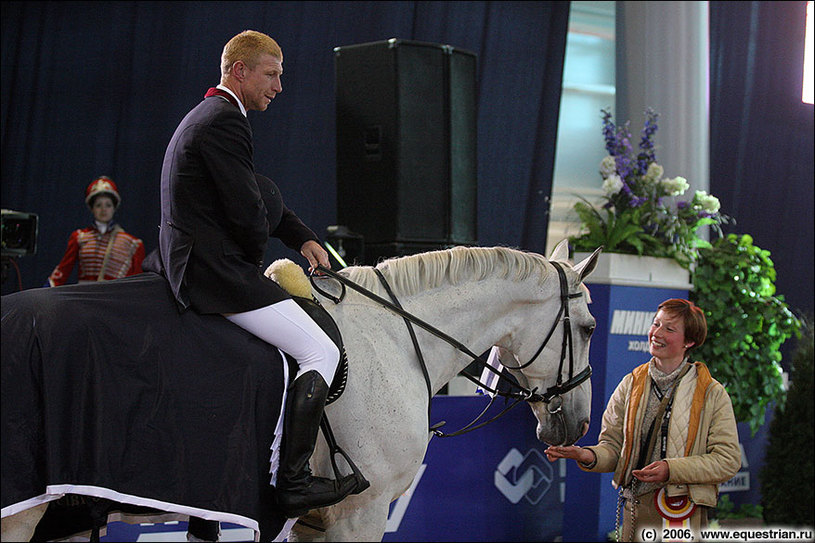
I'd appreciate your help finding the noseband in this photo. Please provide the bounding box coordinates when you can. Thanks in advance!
[311,260,592,436]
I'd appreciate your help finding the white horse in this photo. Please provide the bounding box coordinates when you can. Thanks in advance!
[287,240,600,541]
[1,240,600,542]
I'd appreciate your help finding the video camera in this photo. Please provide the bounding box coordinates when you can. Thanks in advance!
[1,209,39,257]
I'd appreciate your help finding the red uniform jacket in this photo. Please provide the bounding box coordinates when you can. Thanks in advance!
[49,224,145,286]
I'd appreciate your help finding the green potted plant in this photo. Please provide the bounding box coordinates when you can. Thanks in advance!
[570,109,801,436]
[690,233,802,436]
[708,494,764,528]
[570,108,731,271]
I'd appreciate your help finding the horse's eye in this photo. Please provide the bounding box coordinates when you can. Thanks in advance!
[583,324,595,338]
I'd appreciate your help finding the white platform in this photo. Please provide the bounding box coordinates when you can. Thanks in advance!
[574,252,693,290]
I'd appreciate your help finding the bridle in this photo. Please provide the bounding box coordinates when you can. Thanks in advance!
[498,262,592,402]
[310,260,592,437]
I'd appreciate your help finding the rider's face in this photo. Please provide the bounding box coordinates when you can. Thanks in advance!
[239,54,283,111]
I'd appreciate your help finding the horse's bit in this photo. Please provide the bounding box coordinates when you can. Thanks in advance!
[311,261,592,437]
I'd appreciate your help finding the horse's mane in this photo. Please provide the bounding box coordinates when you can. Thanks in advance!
[339,246,552,298]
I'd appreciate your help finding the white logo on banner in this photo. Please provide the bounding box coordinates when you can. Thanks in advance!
[385,463,427,533]
[494,448,553,505]
[719,443,750,492]
[720,471,750,492]
[610,310,653,336]
[610,310,653,352]
[627,340,650,352]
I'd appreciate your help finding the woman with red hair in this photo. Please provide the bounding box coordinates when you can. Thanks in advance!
[546,298,741,541]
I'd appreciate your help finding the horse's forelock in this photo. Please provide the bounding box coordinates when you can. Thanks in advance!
[340,246,551,298]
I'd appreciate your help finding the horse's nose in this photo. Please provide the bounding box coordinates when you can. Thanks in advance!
[580,420,590,437]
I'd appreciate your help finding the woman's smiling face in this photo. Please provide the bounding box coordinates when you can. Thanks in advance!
[648,309,692,365]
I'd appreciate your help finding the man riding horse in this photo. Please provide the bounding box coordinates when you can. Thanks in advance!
[145,29,365,518]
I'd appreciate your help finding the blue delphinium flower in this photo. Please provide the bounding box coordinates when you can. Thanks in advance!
[570,108,731,269]
[637,108,659,176]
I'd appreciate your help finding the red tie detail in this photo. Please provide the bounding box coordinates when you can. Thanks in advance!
[204,87,239,109]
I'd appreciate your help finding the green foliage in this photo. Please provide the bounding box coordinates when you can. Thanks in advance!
[690,234,802,436]
[759,314,814,526]
[571,198,660,255]
[710,494,763,520]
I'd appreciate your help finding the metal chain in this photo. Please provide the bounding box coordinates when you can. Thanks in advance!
[628,493,639,543]
[616,480,639,542]
[615,486,624,541]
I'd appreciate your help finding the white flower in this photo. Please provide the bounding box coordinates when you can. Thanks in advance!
[599,155,617,178]
[661,176,690,196]
[646,162,664,181]
[694,191,721,213]
[602,174,624,196]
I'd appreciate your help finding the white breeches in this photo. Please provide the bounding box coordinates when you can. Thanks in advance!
[225,299,340,385]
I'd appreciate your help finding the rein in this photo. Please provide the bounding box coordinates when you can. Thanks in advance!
[310,261,592,437]
[373,268,433,426]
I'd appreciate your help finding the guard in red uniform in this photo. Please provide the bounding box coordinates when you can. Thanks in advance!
[48,176,145,286]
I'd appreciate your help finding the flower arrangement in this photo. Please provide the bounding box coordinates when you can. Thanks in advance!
[569,108,730,269]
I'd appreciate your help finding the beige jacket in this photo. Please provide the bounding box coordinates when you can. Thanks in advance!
[581,361,742,507]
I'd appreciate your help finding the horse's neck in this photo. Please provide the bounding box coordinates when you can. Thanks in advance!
[392,277,531,391]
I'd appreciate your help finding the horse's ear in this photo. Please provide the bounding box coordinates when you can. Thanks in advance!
[573,246,603,283]
[549,239,570,262]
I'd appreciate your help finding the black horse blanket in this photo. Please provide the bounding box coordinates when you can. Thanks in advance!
[1,272,290,540]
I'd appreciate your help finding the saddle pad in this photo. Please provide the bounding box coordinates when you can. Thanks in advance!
[1,272,289,540]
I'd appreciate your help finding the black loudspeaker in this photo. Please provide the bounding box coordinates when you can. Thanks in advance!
[335,39,477,262]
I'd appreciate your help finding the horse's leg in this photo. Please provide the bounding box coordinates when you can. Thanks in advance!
[321,498,390,542]
[287,498,390,542]
[0,503,48,542]
[187,516,220,541]
[286,516,326,543]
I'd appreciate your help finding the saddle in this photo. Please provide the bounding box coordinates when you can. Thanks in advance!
[266,260,368,496]
[289,295,348,405]
[265,258,349,403]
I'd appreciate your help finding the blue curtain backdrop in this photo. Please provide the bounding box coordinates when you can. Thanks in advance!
[2,0,812,326]
[1,0,569,293]
[710,0,814,321]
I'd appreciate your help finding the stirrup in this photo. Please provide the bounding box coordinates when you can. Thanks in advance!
[277,473,360,519]
[320,414,370,495]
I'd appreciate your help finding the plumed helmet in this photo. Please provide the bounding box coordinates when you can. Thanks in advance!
[85,176,121,209]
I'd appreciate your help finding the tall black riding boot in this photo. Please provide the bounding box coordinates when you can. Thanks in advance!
[275,370,360,518]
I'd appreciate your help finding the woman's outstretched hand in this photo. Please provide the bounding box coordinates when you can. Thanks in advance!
[632,460,669,483]
[544,445,595,464]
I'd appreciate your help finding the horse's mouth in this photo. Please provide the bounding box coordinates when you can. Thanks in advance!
[537,418,590,446]
[537,421,566,446]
